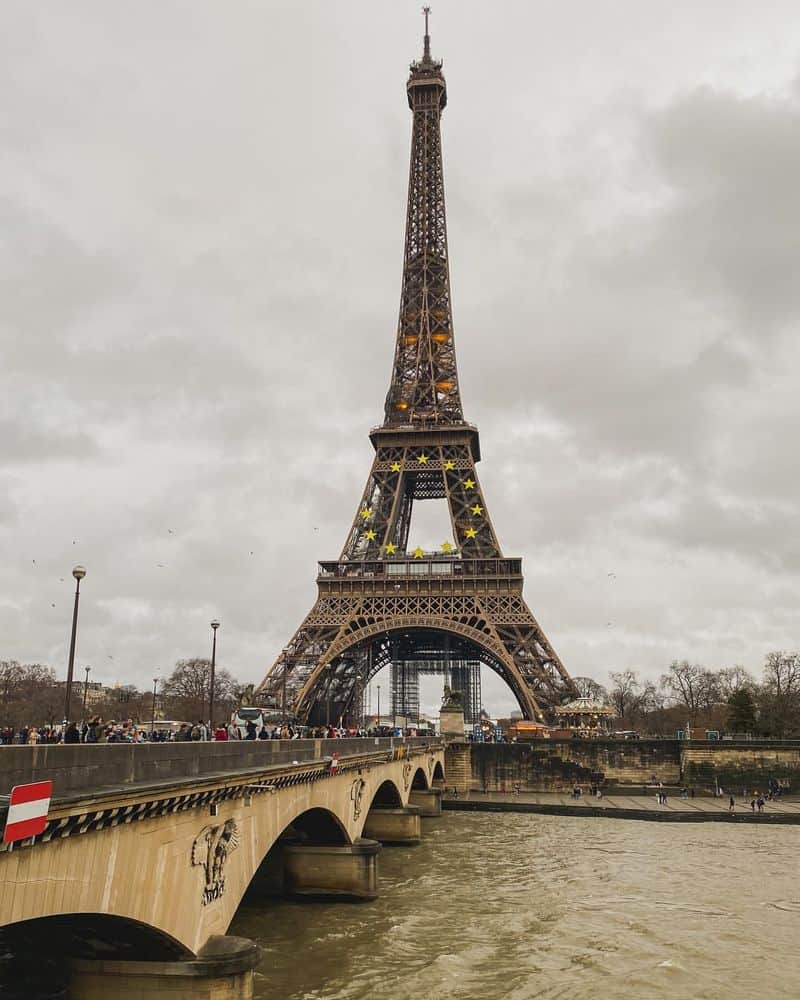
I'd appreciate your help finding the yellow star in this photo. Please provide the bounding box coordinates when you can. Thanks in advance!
[443,459,455,470]
[463,478,475,489]
[441,541,454,553]
[464,527,478,539]
[364,529,376,541]
[360,507,372,520]
[471,504,484,516]
[390,461,402,472]
[385,542,397,555]
[417,453,429,464]
[412,546,424,558]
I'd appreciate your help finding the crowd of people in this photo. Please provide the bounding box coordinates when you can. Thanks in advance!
[0,719,390,745]
[0,720,161,744]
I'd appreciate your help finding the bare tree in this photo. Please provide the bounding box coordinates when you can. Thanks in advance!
[659,661,720,723]
[717,665,756,699]
[571,676,608,702]
[759,651,800,737]
[161,658,237,723]
[0,661,58,728]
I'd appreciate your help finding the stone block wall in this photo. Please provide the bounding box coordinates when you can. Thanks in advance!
[466,740,800,793]
[470,740,681,792]
[682,744,800,793]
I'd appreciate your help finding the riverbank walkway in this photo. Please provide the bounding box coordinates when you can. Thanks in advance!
[443,790,800,823]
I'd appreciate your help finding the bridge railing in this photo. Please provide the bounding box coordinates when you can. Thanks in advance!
[0,737,441,800]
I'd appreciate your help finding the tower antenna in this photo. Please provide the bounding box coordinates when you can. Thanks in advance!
[423,6,431,59]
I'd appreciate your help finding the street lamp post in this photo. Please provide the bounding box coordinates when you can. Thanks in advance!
[151,678,159,737]
[82,666,91,719]
[377,684,381,731]
[208,619,220,731]
[63,565,86,727]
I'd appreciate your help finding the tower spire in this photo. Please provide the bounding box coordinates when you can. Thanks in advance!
[383,15,461,427]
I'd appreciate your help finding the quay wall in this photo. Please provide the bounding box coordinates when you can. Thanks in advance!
[466,740,800,792]
[469,740,680,792]
[682,744,800,792]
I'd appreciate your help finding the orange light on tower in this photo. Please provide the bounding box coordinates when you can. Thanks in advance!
[431,332,449,344]
[435,380,454,393]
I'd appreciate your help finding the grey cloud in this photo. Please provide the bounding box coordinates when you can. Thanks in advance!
[0,418,99,464]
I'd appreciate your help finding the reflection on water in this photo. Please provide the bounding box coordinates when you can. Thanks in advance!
[231,813,800,1000]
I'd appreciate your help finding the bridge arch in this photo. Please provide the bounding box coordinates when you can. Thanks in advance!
[284,806,350,846]
[368,778,403,809]
[432,760,445,783]
[411,767,429,791]
[295,622,545,722]
[0,912,191,961]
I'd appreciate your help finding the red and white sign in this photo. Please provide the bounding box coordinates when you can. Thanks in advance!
[329,753,339,775]
[3,781,53,844]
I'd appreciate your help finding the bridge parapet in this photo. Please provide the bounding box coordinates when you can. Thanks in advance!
[0,736,428,801]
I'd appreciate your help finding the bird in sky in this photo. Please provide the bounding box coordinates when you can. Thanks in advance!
[168,529,174,534]
[157,563,165,568]
[59,577,64,582]
[32,559,36,564]
[51,603,55,608]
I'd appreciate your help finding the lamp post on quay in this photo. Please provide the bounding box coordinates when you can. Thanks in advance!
[377,684,381,732]
[151,678,159,738]
[63,565,86,728]
[208,620,220,732]
[82,665,91,719]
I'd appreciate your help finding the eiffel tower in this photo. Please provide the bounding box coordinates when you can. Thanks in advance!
[256,12,578,725]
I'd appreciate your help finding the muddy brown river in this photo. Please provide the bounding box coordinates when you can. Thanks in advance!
[231,812,800,999]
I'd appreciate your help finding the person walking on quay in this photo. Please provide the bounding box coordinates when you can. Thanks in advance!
[750,798,756,813]
[729,795,735,813]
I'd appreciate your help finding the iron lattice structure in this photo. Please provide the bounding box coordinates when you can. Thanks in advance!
[256,18,578,725]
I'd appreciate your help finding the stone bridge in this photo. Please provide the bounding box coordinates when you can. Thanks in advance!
[0,738,446,998]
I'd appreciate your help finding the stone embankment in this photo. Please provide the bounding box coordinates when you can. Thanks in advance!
[444,739,800,797]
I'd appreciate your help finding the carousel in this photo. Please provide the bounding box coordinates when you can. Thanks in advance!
[554,697,615,736]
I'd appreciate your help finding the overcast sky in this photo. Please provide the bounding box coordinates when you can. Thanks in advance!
[2,1,799,717]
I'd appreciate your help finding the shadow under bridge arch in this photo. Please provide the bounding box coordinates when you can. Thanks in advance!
[240,806,350,905]
[295,623,545,724]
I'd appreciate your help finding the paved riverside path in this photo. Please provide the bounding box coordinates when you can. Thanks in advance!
[442,790,800,823]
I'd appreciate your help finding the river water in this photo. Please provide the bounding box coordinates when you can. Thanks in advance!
[231,812,800,1000]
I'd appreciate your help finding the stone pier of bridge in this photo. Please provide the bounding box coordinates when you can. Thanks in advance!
[0,738,445,998]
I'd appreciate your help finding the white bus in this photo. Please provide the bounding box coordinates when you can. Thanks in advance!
[230,706,266,739]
